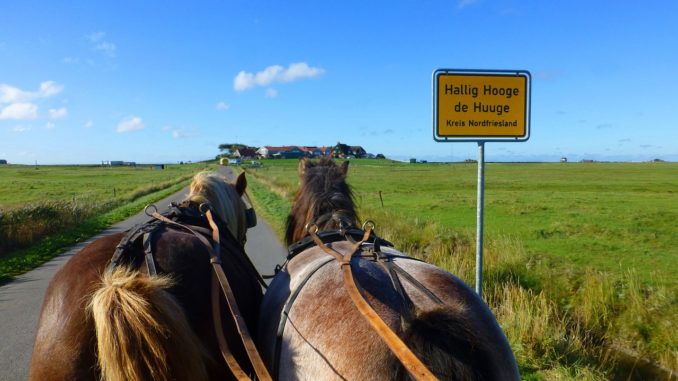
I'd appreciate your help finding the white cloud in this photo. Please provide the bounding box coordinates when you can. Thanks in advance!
[282,62,324,82]
[84,120,93,128]
[88,31,116,58]
[216,101,230,110]
[39,81,63,97]
[0,81,64,103]
[12,125,31,133]
[116,116,144,133]
[0,103,38,120]
[49,107,68,119]
[45,121,55,129]
[234,72,255,91]
[265,88,278,98]
[234,62,325,92]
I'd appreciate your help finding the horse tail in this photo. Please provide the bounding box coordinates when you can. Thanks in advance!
[400,305,493,381]
[89,266,208,381]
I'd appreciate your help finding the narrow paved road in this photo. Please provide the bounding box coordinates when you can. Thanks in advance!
[0,167,287,381]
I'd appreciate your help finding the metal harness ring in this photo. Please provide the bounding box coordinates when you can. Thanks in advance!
[199,202,212,214]
[144,204,158,217]
[362,220,376,231]
[305,223,319,235]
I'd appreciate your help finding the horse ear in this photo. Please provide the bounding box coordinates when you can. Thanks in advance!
[340,160,349,175]
[298,158,308,178]
[235,172,247,195]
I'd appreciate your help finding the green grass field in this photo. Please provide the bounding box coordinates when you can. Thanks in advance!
[243,158,678,379]
[0,164,208,207]
[248,159,678,287]
[0,163,214,281]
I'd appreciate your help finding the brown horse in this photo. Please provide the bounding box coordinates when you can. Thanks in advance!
[258,158,519,380]
[29,171,263,381]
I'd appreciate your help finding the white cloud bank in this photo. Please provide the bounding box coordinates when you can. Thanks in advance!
[117,116,144,133]
[0,81,63,104]
[215,101,230,110]
[0,103,38,120]
[0,81,64,120]
[234,62,324,91]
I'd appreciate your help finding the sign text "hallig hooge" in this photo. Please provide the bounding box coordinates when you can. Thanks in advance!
[433,70,531,141]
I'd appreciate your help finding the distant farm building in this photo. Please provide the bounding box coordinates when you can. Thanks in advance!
[233,148,257,160]
[331,142,367,158]
[0,159,7,165]
[350,146,367,158]
[299,146,331,158]
[560,157,568,163]
[256,146,305,159]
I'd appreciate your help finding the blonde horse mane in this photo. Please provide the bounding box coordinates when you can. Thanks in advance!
[187,171,247,244]
[89,267,209,381]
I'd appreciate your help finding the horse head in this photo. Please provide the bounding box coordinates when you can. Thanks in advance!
[285,157,359,245]
[187,171,254,245]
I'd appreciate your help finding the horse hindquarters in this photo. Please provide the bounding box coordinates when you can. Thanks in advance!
[89,266,208,381]
[395,259,520,381]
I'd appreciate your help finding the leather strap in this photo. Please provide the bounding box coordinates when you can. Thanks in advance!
[308,227,439,381]
[204,210,272,381]
[142,232,158,276]
[151,211,271,381]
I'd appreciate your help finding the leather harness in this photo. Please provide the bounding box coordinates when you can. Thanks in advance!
[107,202,271,381]
[276,223,445,381]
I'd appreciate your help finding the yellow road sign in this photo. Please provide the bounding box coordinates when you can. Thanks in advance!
[433,70,531,141]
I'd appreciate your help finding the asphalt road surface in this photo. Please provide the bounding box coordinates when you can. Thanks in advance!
[0,167,287,381]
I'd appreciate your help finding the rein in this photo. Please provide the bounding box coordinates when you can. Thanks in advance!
[302,223,440,381]
[109,204,271,381]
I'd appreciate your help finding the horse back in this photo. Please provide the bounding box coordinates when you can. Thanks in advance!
[29,233,124,380]
[259,242,519,380]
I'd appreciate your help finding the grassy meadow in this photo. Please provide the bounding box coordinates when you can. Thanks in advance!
[0,163,214,281]
[243,159,677,380]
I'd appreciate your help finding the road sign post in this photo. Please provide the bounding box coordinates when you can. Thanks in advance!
[433,69,531,298]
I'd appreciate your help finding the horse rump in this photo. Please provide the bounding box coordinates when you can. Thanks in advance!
[398,305,494,381]
[89,266,208,381]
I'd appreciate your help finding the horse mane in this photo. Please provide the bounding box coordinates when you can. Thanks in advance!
[187,171,247,244]
[285,157,359,245]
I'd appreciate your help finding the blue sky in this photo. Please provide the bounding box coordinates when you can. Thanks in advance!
[1,0,676,164]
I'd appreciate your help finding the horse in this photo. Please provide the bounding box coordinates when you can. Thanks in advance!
[29,171,265,381]
[258,157,520,381]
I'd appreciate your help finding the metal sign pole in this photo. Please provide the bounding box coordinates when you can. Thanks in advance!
[432,69,531,299]
[476,142,485,298]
